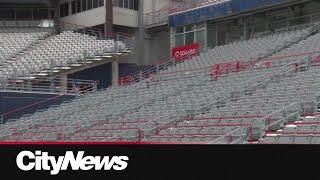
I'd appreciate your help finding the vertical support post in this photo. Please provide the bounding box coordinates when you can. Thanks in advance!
[110,34,119,87]
[53,0,61,34]
[170,27,175,59]
[105,0,113,34]
[138,0,145,65]
[60,75,68,94]
[112,58,119,87]
[113,33,119,55]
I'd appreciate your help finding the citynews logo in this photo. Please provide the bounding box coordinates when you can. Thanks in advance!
[16,151,129,175]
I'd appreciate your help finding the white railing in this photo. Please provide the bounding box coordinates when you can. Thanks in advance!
[60,21,136,52]
[0,77,97,95]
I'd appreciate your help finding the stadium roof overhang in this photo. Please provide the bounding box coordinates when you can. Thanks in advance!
[168,0,306,28]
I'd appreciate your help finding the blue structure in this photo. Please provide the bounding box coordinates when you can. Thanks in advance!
[0,92,74,123]
[68,63,112,89]
[169,0,293,27]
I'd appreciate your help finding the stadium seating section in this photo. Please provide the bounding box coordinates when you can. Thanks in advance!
[0,30,127,82]
[1,22,320,144]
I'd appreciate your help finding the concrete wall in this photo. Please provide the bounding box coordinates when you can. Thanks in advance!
[141,0,172,65]
[146,30,170,64]
[113,7,139,27]
[60,6,138,27]
[143,0,171,14]
[153,0,171,11]
[61,6,105,27]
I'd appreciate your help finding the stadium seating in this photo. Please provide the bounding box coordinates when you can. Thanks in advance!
[0,31,49,66]
[165,25,316,72]
[1,22,320,144]
[0,31,128,83]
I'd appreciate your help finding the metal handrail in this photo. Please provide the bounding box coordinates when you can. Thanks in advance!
[0,77,97,95]
[169,0,229,14]
[208,126,248,144]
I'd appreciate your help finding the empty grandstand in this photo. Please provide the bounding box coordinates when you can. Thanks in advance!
[1,0,320,144]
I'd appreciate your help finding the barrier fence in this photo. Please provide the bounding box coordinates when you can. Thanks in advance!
[60,21,136,52]
[0,77,97,94]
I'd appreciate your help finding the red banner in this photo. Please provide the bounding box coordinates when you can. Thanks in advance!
[172,43,200,62]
